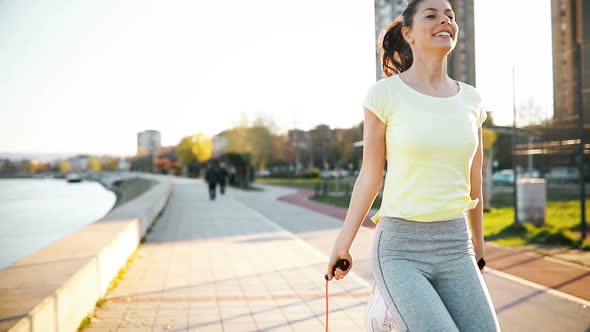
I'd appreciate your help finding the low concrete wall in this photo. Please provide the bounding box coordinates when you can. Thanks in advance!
[0,174,172,332]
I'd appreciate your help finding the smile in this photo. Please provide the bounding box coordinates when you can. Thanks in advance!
[434,31,452,37]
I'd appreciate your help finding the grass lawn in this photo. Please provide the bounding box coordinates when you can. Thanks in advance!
[484,200,589,249]
[255,177,322,190]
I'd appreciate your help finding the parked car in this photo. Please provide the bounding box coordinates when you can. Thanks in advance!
[492,169,514,185]
[320,170,337,179]
[518,169,542,179]
[256,169,271,178]
[545,167,580,184]
[65,173,82,183]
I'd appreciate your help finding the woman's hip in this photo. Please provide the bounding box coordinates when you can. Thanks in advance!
[372,215,475,260]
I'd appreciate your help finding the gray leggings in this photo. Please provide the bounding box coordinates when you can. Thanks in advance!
[370,215,501,332]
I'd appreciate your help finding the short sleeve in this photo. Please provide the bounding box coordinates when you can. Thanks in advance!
[477,108,487,128]
[473,87,487,128]
[363,81,388,124]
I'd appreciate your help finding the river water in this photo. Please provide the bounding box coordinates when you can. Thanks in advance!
[0,178,116,270]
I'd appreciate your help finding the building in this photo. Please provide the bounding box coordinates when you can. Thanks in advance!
[68,155,89,172]
[212,134,228,159]
[372,0,476,85]
[551,0,589,123]
[137,130,161,156]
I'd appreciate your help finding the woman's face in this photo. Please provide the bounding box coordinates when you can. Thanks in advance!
[404,0,459,56]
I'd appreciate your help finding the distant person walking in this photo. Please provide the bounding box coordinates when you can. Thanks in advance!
[325,0,500,331]
[204,160,219,200]
[218,162,229,195]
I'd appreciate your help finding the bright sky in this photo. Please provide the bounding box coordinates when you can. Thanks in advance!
[474,0,553,126]
[0,0,553,156]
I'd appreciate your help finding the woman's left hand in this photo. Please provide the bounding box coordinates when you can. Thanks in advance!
[473,241,485,271]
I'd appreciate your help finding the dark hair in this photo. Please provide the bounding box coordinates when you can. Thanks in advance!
[380,0,450,76]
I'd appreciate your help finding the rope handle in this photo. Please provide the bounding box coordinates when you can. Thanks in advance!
[324,259,350,332]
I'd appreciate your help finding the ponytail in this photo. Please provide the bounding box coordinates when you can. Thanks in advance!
[380,18,413,76]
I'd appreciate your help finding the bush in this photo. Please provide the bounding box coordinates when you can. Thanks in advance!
[302,169,320,179]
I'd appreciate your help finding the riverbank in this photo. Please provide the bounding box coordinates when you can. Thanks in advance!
[0,173,158,271]
[0,174,173,332]
[0,178,117,270]
[86,172,156,208]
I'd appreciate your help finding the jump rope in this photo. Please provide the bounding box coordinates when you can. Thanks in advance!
[324,258,350,332]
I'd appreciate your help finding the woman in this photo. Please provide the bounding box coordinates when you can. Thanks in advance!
[325,0,501,330]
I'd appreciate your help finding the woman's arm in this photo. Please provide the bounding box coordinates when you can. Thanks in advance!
[468,127,485,262]
[326,108,386,280]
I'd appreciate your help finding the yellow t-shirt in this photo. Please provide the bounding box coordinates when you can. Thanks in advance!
[363,75,487,223]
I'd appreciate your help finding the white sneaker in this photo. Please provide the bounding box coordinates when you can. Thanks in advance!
[365,283,396,332]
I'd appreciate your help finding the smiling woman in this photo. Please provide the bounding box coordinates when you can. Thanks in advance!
[326,0,501,331]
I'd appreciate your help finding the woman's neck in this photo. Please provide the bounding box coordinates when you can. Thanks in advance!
[402,54,451,90]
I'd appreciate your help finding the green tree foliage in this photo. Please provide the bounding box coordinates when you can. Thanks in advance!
[103,157,120,171]
[222,115,274,170]
[191,133,212,162]
[87,156,102,172]
[176,136,196,165]
[176,133,212,165]
[59,160,72,173]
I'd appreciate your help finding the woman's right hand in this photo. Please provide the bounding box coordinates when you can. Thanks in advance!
[326,247,353,281]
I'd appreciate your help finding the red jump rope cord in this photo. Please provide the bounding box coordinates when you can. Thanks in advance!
[325,279,329,332]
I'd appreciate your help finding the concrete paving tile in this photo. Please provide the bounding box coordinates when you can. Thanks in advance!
[151,326,188,332]
[287,319,326,331]
[221,322,258,331]
[129,304,160,312]
[187,323,223,332]
[117,322,154,329]
[219,311,253,323]
[187,316,222,327]
[188,313,220,322]
[153,317,188,330]
[95,308,128,320]
[80,328,117,332]
[187,317,221,326]
[188,302,218,309]
[157,300,190,308]
[117,328,151,332]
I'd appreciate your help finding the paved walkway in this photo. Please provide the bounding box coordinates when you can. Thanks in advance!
[85,179,369,331]
[85,180,590,331]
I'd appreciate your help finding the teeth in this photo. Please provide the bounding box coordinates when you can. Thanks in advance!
[435,32,451,37]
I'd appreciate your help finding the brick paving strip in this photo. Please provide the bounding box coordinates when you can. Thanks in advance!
[86,181,369,332]
[279,187,590,302]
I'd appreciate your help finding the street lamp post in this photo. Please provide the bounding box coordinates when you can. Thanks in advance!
[573,0,587,241]
[512,67,519,224]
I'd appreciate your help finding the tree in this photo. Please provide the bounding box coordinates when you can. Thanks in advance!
[29,160,42,173]
[59,160,72,173]
[222,115,275,171]
[309,124,332,169]
[191,133,212,162]
[176,133,211,163]
[482,128,498,209]
[103,157,120,171]
[516,98,549,127]
[248,125,273,170]
[176,136,197,165]
[270,134,296,166]
[87,156,102,172]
